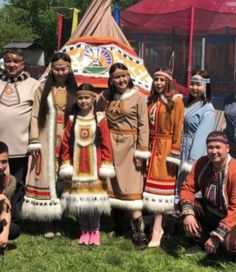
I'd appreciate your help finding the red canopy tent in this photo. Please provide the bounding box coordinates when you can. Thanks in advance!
[121,0,236,86]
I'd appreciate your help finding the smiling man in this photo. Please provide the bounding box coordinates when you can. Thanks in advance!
[180,130,236,255]
[0,50,41,221]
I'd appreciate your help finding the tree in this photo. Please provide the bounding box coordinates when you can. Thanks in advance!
[3,0,140,62]
[0,5,36,51]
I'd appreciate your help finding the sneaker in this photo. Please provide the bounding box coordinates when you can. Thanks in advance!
[90,230,100,246]
[79,231,90,245]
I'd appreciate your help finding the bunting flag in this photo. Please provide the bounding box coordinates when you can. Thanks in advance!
[113,3,120,26]
[61,36,152,95]
[71,8,80,34]
[57,14,64,50]
[57,9,80,50]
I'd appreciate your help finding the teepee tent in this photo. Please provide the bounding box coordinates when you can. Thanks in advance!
[61,0,152,94]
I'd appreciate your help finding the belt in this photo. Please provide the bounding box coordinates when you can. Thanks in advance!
[110,128,137,135]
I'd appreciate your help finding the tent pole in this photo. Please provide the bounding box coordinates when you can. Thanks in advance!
[187,4,195,87]
[201,37,205,70]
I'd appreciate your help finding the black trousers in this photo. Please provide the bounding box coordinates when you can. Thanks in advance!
[0,221,20,241]
[9,157,28,221]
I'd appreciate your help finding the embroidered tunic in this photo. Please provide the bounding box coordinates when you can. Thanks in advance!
[143,95,184,212]
[59,113,115,216]
[180,156,236,242]
[21,87,68,221]
[97,87,150,210]
[0,72,40,158]
[177,101,215,192]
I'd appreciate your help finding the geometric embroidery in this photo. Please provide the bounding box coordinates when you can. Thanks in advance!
[0,83,20,107]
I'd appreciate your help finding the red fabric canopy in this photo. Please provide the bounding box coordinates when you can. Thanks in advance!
[121,0,236,35]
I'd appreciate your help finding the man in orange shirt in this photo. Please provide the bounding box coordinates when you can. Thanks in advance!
[180,131,236,255]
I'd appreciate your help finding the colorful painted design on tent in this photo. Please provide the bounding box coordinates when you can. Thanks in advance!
[61,37,152,95]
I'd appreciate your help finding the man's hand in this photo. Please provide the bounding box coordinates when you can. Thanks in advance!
[204,236,220,254]
[0,230,8,247]
[134,158,143,170]
[0,194,11,212]
[183,214,201,238]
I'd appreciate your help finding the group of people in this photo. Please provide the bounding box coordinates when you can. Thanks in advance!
[0,49,236,261]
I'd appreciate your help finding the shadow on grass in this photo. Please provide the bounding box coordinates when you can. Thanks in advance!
[197,249,236,269]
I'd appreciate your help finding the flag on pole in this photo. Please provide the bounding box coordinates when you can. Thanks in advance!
[57,13,64,50]
[113,2,120,26]
[71,8,80,34]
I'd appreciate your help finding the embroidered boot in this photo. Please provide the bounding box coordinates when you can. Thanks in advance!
[79,231,90,245]
[89,230,100,246]
[130,216,148,250]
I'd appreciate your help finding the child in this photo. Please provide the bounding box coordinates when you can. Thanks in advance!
[59,83,115,246]
[0,142,20,260]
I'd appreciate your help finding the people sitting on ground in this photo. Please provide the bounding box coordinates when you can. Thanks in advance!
[0,141,20,261]
[180,131,236,255]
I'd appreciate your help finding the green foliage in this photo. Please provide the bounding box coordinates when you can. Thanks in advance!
[0,5,36,51]
[1,0,140,62]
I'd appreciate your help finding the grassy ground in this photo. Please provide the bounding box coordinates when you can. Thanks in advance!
[1,216,236,272]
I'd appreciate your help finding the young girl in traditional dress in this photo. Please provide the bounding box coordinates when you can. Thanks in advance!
[21,52,77,238]
[143,67,184,247]
[59,83,115,246]
[177,70,215,193]
[96,63,151,249]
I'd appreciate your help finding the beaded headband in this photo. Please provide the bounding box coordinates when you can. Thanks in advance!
[153,71,173,81]
[207,136,228,145]
[51,59,71,68]
[191,76,210,84]
[76,90,96,98]
[110,69,130,78]
[3,52,24,62]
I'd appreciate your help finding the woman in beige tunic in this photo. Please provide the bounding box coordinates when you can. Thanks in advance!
[97,63,150,249]
[21,52,77,237]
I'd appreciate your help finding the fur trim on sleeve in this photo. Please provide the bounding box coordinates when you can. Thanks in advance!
[181,161,193,172]
[172,93,183,101]
[28,143,41,152]
[134,150,151,159]
[59,164,73,179]
[99,163,116,178]
[3,175,16,199]
[166,156,181,166]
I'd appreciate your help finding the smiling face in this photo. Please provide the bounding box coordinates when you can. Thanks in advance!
[110,69,131,93]
[4,54,24,78]
[76,94,94,115]
[207,141,229,166]
[189,75,206,100]
[51,62,70,84]
[153,75,166,93]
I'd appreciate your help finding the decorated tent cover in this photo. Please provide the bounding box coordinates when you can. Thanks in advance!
[56,0,152,95]
[61,36,152,95]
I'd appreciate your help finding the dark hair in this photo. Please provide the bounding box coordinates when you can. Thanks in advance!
[69,83,98,159]
[206,130,228,143]
[3,49,24,61]
[148,67,175,113]
[38,52,77,130]
[0,141,8,154]
[186,70,211,107]
[108,62,134,101]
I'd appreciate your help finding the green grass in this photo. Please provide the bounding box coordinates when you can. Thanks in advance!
[1,217,236,272]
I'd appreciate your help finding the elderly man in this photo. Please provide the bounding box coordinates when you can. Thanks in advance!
[0,50,41,220]
[180,130,236,255]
